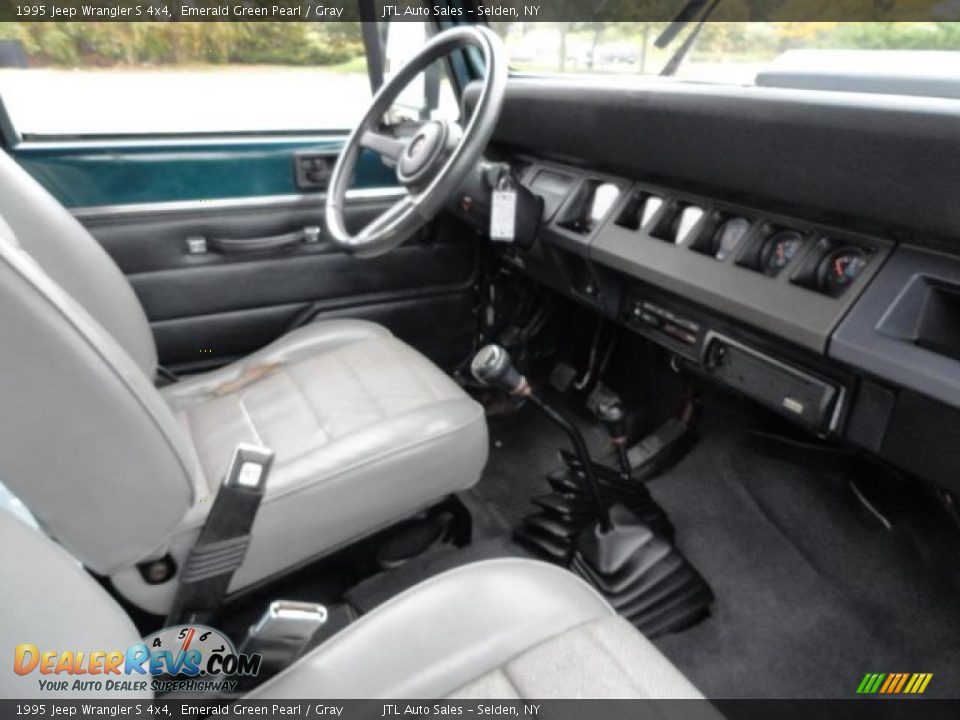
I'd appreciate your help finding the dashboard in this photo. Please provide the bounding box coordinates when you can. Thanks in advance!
[459,77,960,491]
[464,158,888,437]
[514,160,891,354]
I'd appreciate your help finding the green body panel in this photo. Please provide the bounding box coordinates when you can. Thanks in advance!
[9,137,395,208]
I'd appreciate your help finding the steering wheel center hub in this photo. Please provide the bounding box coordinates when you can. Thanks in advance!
[398,121,448,186]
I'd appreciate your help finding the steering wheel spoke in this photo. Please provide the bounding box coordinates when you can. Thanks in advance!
[360,130,406,162]
[362,193,417,237]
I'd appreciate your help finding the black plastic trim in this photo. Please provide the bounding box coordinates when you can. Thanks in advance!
[466,78,960,251]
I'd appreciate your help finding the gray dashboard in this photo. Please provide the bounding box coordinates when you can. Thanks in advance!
[458,76,960,487]
[512,159,891,355]
[832,247,960,409]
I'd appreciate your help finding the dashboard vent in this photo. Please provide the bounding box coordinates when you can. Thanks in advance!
[615,191,663,231]
[557,180,622,235]
[650,201,704,245]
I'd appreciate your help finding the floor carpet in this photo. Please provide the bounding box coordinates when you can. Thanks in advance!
[220,391,960,700]
[465,394,960,699]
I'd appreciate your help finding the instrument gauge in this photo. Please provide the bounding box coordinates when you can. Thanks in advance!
[711,217,751,260]
[817,246,869,293]
[760,230,803,276]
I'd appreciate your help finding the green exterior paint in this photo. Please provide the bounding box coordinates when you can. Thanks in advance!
[9,136,396,208]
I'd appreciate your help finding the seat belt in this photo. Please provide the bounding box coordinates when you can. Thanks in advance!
[166,443,274,626]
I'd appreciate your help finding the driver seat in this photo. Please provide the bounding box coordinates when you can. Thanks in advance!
[0,150,488,613]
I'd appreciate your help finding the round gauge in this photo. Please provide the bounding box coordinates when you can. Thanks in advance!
[817,246,869,293]
[760,230,804,276]
[711,217,751,260]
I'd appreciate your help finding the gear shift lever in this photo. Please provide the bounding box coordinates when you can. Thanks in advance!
[472,345,610,530]
[475,349,713,634]
[470,344,529,396]
[593,398,633,479]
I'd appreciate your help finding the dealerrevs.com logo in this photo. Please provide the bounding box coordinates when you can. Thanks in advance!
[13,625,261,694]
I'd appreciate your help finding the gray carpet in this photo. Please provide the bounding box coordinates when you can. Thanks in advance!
[467,399,610,531]
[467,395,960,699]
[255,391,960,700]
[648,402,960,699]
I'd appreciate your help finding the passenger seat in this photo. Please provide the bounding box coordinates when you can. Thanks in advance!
[0,512,704,699]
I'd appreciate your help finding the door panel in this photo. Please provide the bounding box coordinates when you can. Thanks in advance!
[78,197,479,372]
[8,138,478,373]
[10,139,394,207]
[151,291,476,376]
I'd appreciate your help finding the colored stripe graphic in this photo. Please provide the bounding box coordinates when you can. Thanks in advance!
[856,673,885,694]
[892,673,909,693]
[857,672,932,694]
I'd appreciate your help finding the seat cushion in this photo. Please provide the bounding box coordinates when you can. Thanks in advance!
[161,319,488,591]
[248,558,705,699]
[0,512,148,699]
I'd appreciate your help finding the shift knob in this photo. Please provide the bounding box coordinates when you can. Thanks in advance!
[471,344,528,395]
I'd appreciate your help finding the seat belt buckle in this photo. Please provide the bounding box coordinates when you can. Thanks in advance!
[166,443,274,627]
[224,443,273,492]
[237,601,328,686]
[249,600,328,643]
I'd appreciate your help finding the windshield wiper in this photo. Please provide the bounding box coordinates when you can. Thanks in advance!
[656,0,723,76]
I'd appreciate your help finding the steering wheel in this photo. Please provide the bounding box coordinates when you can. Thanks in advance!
[325,26,507,258]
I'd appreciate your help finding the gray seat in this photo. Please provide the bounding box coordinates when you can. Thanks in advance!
[0,150,487,613]
[0,511,704,700]
[249,558,706,699]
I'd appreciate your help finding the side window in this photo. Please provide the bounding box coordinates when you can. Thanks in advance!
[0,22,374,137]
[380,21,460,124]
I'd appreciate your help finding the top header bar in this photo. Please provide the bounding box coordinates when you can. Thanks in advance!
[2,1,957,23]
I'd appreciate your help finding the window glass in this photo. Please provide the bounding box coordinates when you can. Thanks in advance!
[0,22,373,136]
[381,20,460,123]
[489,22,960,94]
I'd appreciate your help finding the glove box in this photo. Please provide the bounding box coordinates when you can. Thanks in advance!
[702,332,842,435]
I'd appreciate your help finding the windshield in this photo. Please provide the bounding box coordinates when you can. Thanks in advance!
[489,22,960,94]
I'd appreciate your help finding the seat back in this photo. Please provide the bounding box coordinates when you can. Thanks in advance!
[0,511,148,698]
[0,154,199,574]
[0,151,157,375]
